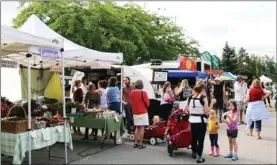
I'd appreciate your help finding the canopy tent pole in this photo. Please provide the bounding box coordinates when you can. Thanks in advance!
[0,52,2,165]
[26,53,32,165]
[61,48,68,164]
[120,65,124,114]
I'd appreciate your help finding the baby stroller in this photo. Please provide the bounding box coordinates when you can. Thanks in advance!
[167,109,192,157]
[129,99,171,145]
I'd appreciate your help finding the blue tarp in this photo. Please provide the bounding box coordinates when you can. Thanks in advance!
[197,71,207,79]
[167,70,207,79]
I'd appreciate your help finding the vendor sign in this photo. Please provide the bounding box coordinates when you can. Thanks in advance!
[40,48,59,58]
[1,60,17,68]
[90,61,111,69]
[206,70,224,76]
[152,70,168,82]
[49,65,62,72]
[179,57,197,71]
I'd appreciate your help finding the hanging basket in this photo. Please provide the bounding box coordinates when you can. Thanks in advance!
[1,105,35,134]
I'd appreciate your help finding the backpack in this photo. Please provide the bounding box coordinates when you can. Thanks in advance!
[183,87,191,100]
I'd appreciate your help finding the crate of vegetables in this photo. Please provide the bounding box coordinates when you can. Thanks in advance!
[1,105,35,134]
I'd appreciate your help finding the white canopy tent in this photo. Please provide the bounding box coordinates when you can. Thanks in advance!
[260,75,273,83]
[19,14,123,65]
[1,25,69,164]
[123,66,155,99]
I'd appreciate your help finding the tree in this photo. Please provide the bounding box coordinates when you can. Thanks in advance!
[221,42,237,72]
[235,47,254,78]
[262,55,276,79]
[13,1,200,65]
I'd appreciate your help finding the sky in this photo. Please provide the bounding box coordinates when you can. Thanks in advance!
[1,1,276,59]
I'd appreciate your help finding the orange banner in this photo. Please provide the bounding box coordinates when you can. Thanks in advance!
[179,57,197,71]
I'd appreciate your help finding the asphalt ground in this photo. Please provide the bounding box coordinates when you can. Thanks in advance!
[1,107,276,164]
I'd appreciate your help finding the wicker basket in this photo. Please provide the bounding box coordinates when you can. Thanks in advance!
[1,105,35,134]
[85,111,102,117]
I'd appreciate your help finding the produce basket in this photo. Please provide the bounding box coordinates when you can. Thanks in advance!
[1,105,35,134]
[85,111,101,117]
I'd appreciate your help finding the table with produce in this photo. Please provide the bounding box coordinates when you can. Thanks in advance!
[68,108,125,149]
[1,97,73,164]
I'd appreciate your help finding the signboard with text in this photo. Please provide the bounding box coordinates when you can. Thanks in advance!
[40,48,59,58]
[152,70,168,83]
[1,60,17,68]
[90,61,111,69]
[49,66,62,72]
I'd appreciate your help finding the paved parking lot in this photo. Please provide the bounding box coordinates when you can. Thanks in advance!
[2,108,276,164]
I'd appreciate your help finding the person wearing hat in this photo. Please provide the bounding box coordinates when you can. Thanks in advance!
[211,77,226,122]
[234,76,248,124]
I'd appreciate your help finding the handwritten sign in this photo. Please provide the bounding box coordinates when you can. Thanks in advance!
[40,48,59,58]
[49,66,62,72]
[1,60,17,68]
[152,71,168,82]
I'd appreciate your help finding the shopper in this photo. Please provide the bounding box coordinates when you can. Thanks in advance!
[234,76,247,124]
[73,80,83,104]
[222,101,239,161]
[130,80,150,149]
[81,76,88,98]
[176,79,191,101]
[106,77,121,114]
[122,76,134,135]
[97,80,108,109]
[245,79,271,139]
[212,77,226,122]
[184,83,210,163]
[83,83,101,140]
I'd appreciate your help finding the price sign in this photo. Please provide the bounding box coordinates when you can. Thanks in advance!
[152,71,168,82]
[1,60,17,68]
[49,66,62,72]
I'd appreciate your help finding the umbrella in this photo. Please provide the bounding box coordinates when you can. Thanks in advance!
[220,76,232,81]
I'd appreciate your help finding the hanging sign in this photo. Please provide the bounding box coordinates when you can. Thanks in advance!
[152,70,168,82]
[1,60,17,68]
[90,61,111,69]
[49,66,62,72]
[40,48,59,58]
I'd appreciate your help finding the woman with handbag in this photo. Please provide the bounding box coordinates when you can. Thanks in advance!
[130,80,150,149]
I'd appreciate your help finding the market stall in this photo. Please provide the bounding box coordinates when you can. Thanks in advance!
[1,125,73,164]
[67,63,125,148]
[260,75,272,83]
[1,25,72,164]
[17,14,126,149]
[68,109,125,149]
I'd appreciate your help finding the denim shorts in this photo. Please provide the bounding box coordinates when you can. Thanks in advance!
[227,130,238,138]
[250,120,262,131]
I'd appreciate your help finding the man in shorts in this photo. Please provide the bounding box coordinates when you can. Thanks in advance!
[234,76,247,124]
[212,77,226,122]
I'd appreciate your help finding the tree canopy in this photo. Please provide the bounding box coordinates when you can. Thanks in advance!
[221,42,237,73]
[220,42,276,80]
[13,1,200,65]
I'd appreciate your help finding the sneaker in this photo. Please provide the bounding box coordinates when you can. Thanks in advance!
[192,153,197,159]
[224,153,233,158]
[196,156,205,163]
[232,154,239,161]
